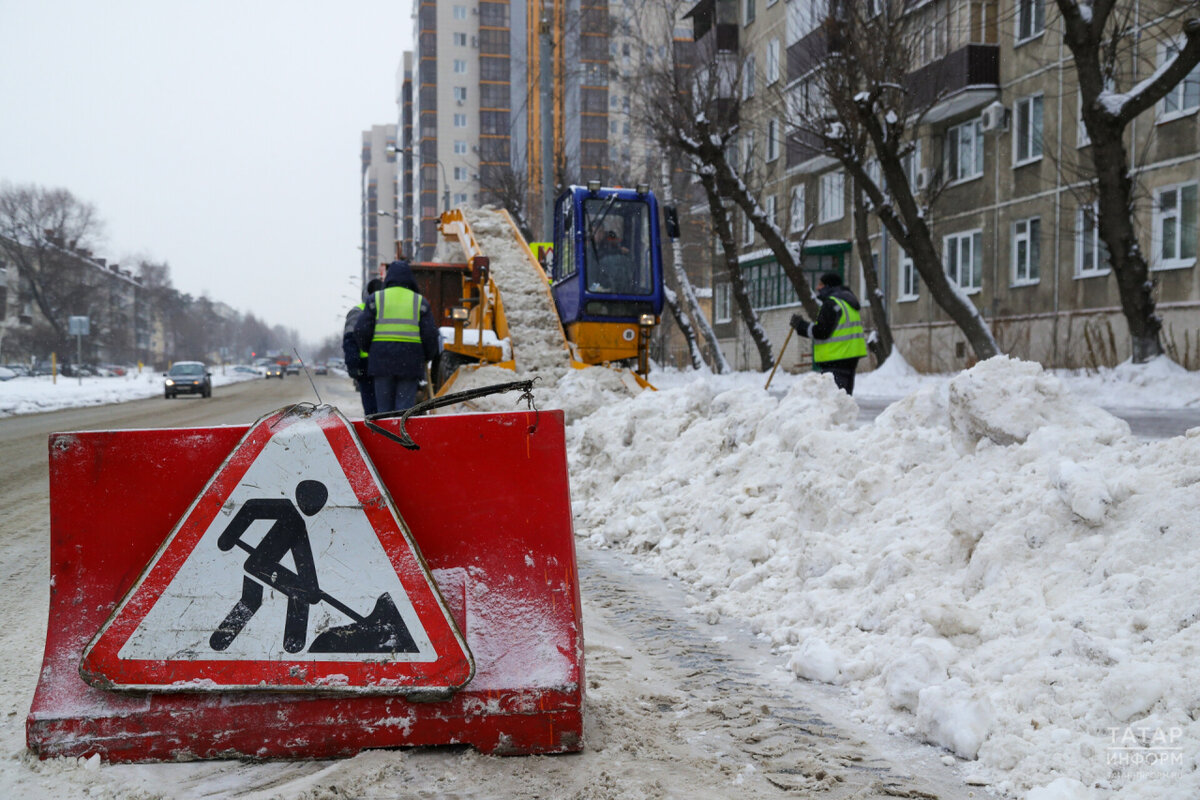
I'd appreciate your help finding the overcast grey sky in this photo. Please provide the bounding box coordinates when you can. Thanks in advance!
[0,1,410,343]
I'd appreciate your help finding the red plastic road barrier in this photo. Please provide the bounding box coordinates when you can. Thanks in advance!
[27,406,584,761]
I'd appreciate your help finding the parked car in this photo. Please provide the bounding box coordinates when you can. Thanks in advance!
[232,365,260,376]
[0,366,15,381]
[265,363,284,379]
[164,361,212,398]
[3,364,30,378]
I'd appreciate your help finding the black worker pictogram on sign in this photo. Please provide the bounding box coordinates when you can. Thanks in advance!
[79,405,473,694]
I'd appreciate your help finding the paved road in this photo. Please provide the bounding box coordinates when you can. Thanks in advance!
[855,396,1200,439]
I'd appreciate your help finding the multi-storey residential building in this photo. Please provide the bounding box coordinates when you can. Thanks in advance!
[706,0,1200,372]
[361,124,399,285]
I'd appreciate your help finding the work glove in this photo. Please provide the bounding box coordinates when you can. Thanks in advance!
[789,313,807,333]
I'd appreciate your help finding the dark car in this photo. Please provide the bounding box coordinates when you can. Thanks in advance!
[265,363,284,379]
[164,361,212,398]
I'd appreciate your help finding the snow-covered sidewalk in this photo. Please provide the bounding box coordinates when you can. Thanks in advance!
[0,368,262,418]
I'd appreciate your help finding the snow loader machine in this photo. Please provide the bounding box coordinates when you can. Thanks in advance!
[411,182,667,394]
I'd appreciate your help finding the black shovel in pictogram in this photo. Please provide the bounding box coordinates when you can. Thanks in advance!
[223,536,420,654]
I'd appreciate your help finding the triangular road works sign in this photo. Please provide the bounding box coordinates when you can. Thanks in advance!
[81,405,474,695]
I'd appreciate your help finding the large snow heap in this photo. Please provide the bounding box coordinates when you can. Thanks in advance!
[566,356,1199,798]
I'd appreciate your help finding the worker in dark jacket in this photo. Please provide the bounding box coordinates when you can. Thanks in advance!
[342,277,382,416]
[790,272,868,395]
[354,260,441,414]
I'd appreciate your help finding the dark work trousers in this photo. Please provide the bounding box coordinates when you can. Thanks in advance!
[817,363,857,396]
[374,375,420,415]
[356,376,377,416]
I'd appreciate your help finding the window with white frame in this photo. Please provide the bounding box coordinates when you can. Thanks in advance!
[866,157,882,188]
[743,55,756,99]
[789,184,806,233]
[743,210,755,246]
[819,171,844,223]
[1014,95,1044,164]
[765,194,777,229]
[767,39,780,84]
[453,113,467,128]
[453,5,467,19]
[744,0,755,25]
[715,282,732,323]
[453,32,467,46]
[1152,183,1198,269]
[454,140,468,154]
[1077,90,1091,147]
[1012,217,1041,284]
[1076,204,1110,276]
[454,192,468,205]
[898,251,919,300]
[944,230,983,292]
[1016,0,1044,42]
[900,140,922,193]
[453,86,467,102]
[742,130,755,168]
[767,119,780,162]
[454,166,468,181]
[788,0,822,42]
[454,59,467,74]
[945,118,984,182]
[1160,39,1200,119]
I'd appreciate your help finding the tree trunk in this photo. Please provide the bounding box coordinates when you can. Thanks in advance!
[663,285,706,370]
[699,172,773,371]
[660,159,730,373]
[852,185,893,364]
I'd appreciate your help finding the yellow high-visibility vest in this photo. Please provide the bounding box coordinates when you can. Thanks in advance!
[372,287,422,344]
[355,302,369,359]
[813,296,868,362]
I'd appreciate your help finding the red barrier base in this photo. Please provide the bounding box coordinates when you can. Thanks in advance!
[27,409,584,761]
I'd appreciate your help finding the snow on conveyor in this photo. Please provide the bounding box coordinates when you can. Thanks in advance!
[441,207,636,421]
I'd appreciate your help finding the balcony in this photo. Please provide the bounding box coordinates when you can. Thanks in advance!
[684,0,738,54]
[907,44,1000,123]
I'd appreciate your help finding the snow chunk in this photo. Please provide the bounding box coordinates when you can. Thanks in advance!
[915,678,994,759]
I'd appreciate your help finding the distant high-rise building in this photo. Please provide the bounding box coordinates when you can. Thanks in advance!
[361,124,398,287]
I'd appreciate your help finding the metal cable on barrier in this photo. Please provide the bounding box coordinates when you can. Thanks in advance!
[365,379,538,450]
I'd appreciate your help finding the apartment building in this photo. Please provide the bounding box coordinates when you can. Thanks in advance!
[706,0,1200,372]
[361,123,399,283]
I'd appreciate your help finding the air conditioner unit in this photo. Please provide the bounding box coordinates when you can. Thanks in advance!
[916,168,931,191]
[980,101,1008,133]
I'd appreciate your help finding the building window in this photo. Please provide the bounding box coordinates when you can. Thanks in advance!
[454,192,468,205]
[744,0,755,25]
[945,118,984,182]
[453,86,467,102]
[454,140,468,154]
[743,210,755,246]
[1016,0,1044,43]
[715,282,732,323]
[1012,217,1041,284]
[742,130,755,169]
[765,194,777,229]
[819,171,845,223]
[1076,204,1110,276]
[453,5,467,19]
[900,140,922,193]
[453,59,467,74]
[944,230,983,292]
[454,166,468,181]
[1152,183,1198,270]
[1014,95,1044,165]
[898,251,919,301]
[453,32,467,47]
[453,113,467,128]
[767,118,780,162]
[789,184,806,233]
[743,55,756,99]
[1160,40,1200,120]
[766,39,780,84]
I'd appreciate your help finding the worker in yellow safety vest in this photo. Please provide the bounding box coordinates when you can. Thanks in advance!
[354,260,441,413]
[342,277,383,416]
[789,271,868,395]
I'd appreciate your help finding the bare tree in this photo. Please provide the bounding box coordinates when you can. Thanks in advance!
[785,2,1001,361]
[852,183,894,362]
[1059,0,1200,362]
[0,183,104,351]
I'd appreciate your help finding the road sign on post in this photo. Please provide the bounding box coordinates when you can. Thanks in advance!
[68,316,89,384]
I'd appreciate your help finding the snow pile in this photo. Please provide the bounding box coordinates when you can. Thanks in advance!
[1058,355,1200,409]
[0,369,259,418]
[567,356,1200,797]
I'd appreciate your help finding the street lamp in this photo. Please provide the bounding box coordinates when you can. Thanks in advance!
[388,144,450,214]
